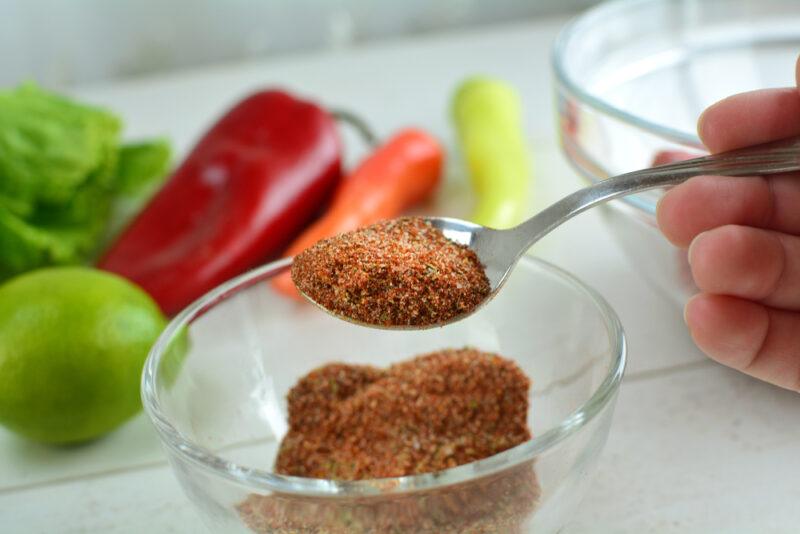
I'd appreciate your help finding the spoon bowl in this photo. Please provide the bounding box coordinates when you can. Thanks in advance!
[427,216,514,297]
[297,213,501,331]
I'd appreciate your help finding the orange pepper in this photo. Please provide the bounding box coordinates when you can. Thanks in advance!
[272,128,443,298]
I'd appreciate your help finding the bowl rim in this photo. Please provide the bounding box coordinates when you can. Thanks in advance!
[550,0,702,217]
[551,0,705,148]
[141,256,626,497]
[551,0,704,217]
[553,0,800,216]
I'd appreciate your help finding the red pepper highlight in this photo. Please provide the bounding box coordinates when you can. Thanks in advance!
[272,127,443,298]
[652,150,699,166]
[99,90,342,315]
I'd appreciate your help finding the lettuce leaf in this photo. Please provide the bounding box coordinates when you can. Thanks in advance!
[0,84,171,281]
[104,139,172,244]
[114,139,171,196]
[0,83,121,213]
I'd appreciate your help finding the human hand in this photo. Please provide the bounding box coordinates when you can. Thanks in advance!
[656,56,800,391]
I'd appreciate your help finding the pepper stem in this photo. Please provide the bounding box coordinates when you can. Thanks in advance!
[331,109,379,148]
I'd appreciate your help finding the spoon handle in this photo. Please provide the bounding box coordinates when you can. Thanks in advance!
[512,135,800,248]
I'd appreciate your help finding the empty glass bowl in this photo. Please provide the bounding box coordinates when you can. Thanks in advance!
[553,0,800,305]
[142,256,625,533]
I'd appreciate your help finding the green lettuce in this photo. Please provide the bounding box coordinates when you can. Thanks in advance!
[0,84,171,281]
[104,139,171,244]
[114,139,172,197]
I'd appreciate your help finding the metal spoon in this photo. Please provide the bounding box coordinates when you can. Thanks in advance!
[300,135,800,329]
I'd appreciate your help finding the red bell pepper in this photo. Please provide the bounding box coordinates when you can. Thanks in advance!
[98,90,342,315]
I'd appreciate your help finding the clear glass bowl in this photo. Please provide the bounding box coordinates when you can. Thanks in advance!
[142,256,625,533]
[553,0,800,305]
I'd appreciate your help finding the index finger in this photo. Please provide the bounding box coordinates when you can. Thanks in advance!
[698,87,800,153]
[697,55,800,152]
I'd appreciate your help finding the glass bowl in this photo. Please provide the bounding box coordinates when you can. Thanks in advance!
[553,0,800,305]
[142,256,625,533]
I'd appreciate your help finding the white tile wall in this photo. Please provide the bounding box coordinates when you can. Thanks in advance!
[0,0,596,87]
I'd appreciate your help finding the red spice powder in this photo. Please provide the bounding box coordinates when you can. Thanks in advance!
[238,464,539,533]
[275,348,531,479]
[237,348,539,533]
[290,217,491,327]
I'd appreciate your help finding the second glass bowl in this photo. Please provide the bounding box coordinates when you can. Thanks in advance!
[142,256,625,533]
[553,0,800,305]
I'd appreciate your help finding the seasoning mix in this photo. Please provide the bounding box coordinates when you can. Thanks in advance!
[238,464,539,533]
[238,348,540,533]
[291,217,490,327]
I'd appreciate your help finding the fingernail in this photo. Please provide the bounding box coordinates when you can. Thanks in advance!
[683,297,694,326]
[696,108,709,143]
[683,294,699,326]
[655,193,665,218]
[687,231,707,267]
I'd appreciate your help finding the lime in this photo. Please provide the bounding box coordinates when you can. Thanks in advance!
[0,267,166,444]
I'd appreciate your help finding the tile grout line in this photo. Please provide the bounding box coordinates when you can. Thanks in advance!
[0,458,169,496]
[622,359,714,384]
[0,435,276,496]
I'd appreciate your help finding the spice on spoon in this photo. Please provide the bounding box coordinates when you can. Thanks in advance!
[291,217,491,327]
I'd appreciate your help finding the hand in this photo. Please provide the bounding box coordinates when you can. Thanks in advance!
[657,56,800,392]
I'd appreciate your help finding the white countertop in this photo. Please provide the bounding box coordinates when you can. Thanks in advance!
[1,14,798,534]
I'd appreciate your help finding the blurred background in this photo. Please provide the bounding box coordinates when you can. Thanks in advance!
[2,1,800,532]
[0,0,597,87]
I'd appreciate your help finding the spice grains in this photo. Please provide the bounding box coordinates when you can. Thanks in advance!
[291,217,490,327]
[275,347,531,479]
[238,465,540,534]
[238,348,540,533]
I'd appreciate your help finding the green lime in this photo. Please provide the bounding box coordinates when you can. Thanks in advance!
[0,267,166,444]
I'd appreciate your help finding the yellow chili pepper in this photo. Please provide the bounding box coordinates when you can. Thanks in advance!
[452,77,531,229]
